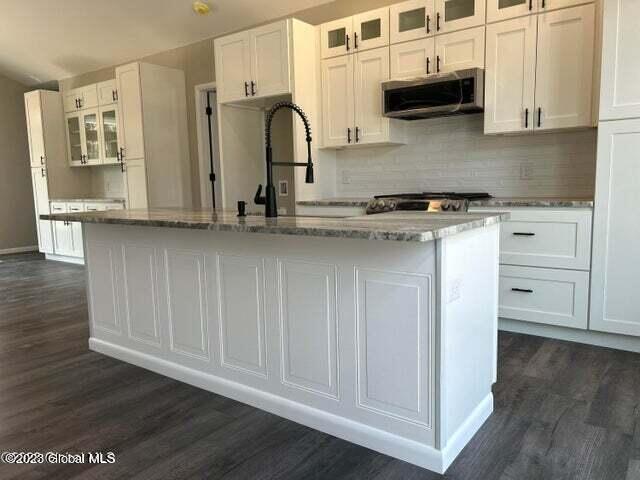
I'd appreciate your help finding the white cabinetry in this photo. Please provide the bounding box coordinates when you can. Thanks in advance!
[321,9,389,59]
[215,20,290,103]
[484,4,595,134]
[30,167,53,254]
[97,80,118,105]
[435,0,485,33]
[322,47,404,148]
[64,85,98,113]
[390,38,435,78]
[590,119,640,337]
[484,16,537,134]
[535,5,595,131]
[115,62,190,209]
[434,26,485,73]
[598,0,640,121]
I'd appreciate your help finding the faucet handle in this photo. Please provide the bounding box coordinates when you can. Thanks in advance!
[254,184,266,205]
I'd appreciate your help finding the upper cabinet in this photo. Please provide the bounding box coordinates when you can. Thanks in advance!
[488,0,591,23]
[215,20,290,103]
[321,8,389,59]
[390,0,435,44]
[24,92,46,167]
[535,5,595,131]
[599,0,640,121]
[435,0,486,33]
[484,3,595,134]
[63,79,123,166]
[322,46,404,148]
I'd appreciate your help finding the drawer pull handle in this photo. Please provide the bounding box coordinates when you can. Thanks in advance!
[512,288,534,293]
[513,232,535,236]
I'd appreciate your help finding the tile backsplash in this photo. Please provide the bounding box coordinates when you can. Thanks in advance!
[91,166,127,198]
[336,115,597,198]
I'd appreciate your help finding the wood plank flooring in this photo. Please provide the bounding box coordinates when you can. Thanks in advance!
[1,253,640,479]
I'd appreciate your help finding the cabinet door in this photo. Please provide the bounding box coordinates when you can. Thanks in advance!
[249,21,290,99]
[487,0,536,23]
[435,0,485,34]
[354,47,390,145]
[124,158,149,209]
[81,108,102,165]
[390,0,435,44]
[322,56,354,147]
[539,0,592,12]
[215,31,252,103]
[24,92,46,167]
[599,0,640,121]
[97,80,118,106]
[64,89,80,112]
[79,85,98,110]
[67,203,84,258]
[116,63,145,160]
[321,17,353,59]
[535,5,594,131]
[434,26,485,74]
[30,167,53,254]
[50,203,72,257]
[65,112,83,166]
[390,38,435,78]
[99,106,120,164]
[591,119,640,337]
[353,8,390,52]
[484,16,537,134]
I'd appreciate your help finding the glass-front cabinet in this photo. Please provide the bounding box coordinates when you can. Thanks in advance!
[435,0,485,33]
[82,109,101,165]
[390,0,435,44]
[487,0,532,22]
[65,113,84,166]
[99,106,120,165]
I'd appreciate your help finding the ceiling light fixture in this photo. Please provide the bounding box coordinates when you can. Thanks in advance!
[192,1,211,15]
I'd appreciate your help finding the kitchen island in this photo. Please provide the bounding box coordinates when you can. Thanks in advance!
[42,209,507,474]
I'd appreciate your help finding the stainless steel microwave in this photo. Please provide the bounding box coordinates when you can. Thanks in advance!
[381,68,484,120]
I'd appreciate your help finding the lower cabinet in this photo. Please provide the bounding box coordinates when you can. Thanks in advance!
[470,206,592,330]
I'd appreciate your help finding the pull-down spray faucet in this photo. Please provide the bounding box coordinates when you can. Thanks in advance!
[254,101,314,218]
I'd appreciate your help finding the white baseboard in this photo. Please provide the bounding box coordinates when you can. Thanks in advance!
[45,254,85,265]
[89,338,492,474]
[500,318,640,353]
[0,245,38,255]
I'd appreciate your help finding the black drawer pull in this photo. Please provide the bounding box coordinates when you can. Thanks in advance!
[512,288,533,293]
[513,232,535,236]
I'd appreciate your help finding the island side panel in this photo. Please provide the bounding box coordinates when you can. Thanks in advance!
[436,223,500,469]
[83,223,445,470]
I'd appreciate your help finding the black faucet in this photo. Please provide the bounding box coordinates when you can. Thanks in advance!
[254,101,314,218]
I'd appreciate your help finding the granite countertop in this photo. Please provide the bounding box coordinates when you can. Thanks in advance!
[41,209,509,243]
[50,197,126,204]
[297,196,594,209]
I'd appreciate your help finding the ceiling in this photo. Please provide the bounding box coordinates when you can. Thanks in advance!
[0,0,332,86]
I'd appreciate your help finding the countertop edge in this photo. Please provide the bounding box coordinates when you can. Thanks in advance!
[296,197,594,209]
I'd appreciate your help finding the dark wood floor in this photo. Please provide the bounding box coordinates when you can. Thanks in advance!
[1,253,639,480]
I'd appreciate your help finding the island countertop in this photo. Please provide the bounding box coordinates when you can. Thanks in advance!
[42,209,508,243]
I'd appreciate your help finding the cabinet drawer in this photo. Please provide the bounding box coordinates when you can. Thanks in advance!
[470,208,592,270]
[67,202,84,213]
[84,203,107,212]
[499,265,589,329]
[50,202,68,214]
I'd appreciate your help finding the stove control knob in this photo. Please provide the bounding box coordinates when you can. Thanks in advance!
[441,202,450,211]
[450,202,460,212]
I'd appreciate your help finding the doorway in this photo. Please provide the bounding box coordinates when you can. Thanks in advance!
[195,82,221,209]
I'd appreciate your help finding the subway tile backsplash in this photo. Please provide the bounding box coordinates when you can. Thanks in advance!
[336,115,597,198]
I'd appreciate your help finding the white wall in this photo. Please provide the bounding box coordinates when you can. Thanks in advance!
[335,115,597,198]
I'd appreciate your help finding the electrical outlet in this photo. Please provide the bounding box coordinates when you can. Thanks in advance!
[278,180,289,197]
[520,164,533,180]
[448,278,462,304]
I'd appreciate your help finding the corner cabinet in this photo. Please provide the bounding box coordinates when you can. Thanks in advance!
[598,0,640,121]
[484,4,595,134]
[215,20,290,104]
[322,47,404,148]
[590,119,640,337]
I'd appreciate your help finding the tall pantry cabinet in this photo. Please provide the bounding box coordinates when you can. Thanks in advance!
[590,0,640,337]
[115,62,191,209]
[24,90,90,255]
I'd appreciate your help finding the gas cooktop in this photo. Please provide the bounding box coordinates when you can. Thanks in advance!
[366,192,492,214]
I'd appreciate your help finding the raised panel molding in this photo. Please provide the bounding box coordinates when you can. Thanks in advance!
[122,245,161,347]
[217,254,268,377]
[278,259,339,399]
[355,268,432,427]
[164,250,209,360]
[87,243,121,335]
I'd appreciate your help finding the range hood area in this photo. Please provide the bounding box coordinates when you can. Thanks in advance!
[382,67,484,120]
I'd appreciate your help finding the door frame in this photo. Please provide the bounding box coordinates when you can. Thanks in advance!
[194,82,222,209]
